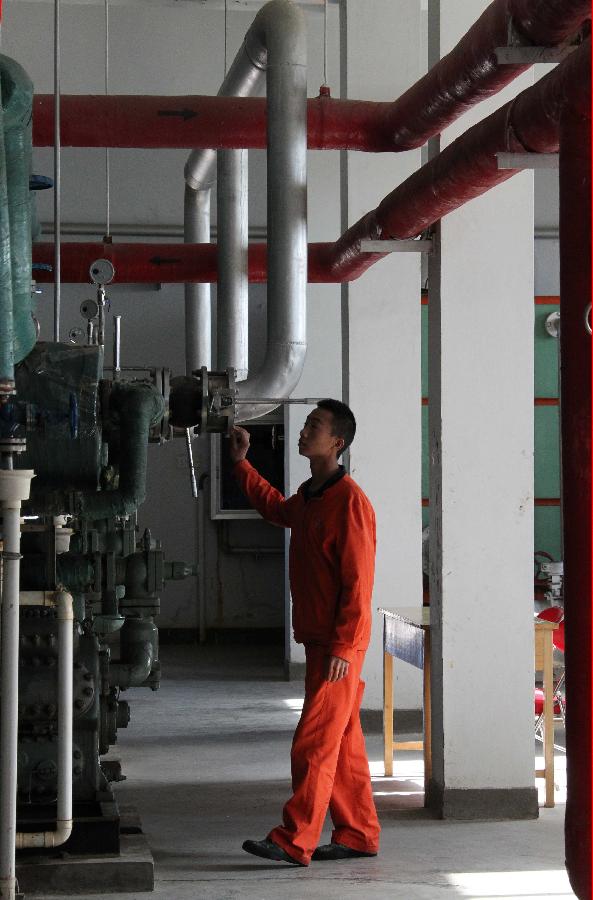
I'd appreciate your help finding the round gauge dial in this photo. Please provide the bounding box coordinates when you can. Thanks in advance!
[89,258,115,285]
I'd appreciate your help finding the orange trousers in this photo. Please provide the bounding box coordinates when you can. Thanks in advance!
[268,644,380,866]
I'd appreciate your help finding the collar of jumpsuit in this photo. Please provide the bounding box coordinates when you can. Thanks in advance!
[301,465,346,502]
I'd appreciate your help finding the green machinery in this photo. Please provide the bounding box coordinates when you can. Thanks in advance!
[0,52,237,852]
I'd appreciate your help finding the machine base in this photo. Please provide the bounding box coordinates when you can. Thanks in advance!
[15,806,154,895]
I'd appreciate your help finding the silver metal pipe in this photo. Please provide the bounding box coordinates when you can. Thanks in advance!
[183,13,266,376]
[53,0,61,343]
[184,40,266,192]
[16,591,73,849]
[0,470,34,900]
[235,0,308,422]
[217,149,248,381]
[113,314,121,379]
[184,186,211,373]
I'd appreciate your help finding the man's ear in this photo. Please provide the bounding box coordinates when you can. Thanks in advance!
[335,437,345,454]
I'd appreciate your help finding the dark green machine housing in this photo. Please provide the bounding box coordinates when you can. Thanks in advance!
[2,342,195,851]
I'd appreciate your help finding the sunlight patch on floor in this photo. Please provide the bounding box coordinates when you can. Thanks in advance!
[448,869,574,898]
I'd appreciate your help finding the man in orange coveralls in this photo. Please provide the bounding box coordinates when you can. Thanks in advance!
[229,399,380,867]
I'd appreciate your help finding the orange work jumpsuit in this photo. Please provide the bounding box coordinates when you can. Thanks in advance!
[233,460,380,865]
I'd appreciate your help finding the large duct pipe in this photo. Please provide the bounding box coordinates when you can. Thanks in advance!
[32,0,590,153]
[184,187,211,373]
[186,0,307,418]
[560,85,591,900]
[183,8,266,376]
[232,0,307,422]
[217,148,248,380]
[0,469,34,900]
[32,37,590,289]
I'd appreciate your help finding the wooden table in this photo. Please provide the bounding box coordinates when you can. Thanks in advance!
[379,609,431,789]
[380,610,559,808]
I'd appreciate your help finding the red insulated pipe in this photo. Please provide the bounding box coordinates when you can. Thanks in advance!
[31,242,349,284]
[32,0,589,153]
[325,38,591,283]
[377,0,591,150]
[32,39,590,286]
[560,94,592,900]
[32,94,399,152]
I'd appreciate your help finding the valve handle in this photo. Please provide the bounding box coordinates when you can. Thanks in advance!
[186,429,198,499]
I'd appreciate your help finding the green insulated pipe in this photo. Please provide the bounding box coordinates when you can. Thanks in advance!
[0,90,14,390]
[78,382,165,520]
[0,56,35,375]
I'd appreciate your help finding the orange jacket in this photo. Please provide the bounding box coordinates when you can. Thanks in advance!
[233,460,376,663]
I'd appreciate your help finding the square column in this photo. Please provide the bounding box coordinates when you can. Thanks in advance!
[341,0,424,711]
[427,0,537,818]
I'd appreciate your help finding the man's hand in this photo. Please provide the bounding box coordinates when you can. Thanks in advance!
[229,426,250,464]
[326,655,350,683]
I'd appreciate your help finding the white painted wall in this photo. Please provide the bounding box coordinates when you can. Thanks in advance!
[1,1,559,716]
[341,0,424,711]
[428,0,536,793]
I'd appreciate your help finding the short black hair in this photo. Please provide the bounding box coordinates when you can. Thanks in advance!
[316,399,356,457]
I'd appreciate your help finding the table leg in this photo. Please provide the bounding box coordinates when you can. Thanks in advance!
[383,650,393,777]
[423,628,432,797]
[543,632,555,808]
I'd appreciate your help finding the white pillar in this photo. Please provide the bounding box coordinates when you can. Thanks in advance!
[427,0,537,818]
[342,0,424,713]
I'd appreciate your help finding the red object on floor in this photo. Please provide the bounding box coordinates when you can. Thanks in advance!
[534,687,562,717]
[268,645,380,866]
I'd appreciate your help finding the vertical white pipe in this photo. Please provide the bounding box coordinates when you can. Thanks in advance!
[184,187,211,373]
[56,593,73,844]
[0,470,33,899]
[0,504,22,900]
[217,149,248,380]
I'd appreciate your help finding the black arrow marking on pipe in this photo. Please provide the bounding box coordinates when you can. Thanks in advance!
[150,256,182,266]
[157,109,197,121]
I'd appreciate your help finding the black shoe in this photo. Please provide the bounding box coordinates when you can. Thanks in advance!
[242,838,305,866]
[312,842,377,861]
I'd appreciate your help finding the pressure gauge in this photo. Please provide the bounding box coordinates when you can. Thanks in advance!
[89,258,115,285]
[80,298,100,320]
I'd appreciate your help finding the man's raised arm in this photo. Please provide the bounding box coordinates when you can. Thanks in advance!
[229,426,293,528]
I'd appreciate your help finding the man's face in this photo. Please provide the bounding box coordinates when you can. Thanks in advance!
[298,408,344,460]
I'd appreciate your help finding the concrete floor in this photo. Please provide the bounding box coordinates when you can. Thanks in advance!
[38,643,573,900]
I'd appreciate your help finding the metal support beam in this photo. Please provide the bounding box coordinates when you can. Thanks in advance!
[497,152,559,170]
[359,239,433,253]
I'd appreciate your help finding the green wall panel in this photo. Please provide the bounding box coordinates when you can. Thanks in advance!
[535,506,562,560]
[420,299,561,560]
[534,406,560,498]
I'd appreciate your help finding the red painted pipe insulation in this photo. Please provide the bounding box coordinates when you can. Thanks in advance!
[32,0,589,153]
[32,38,590,286]
[326,37,591,283]
[377,0,591,151]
